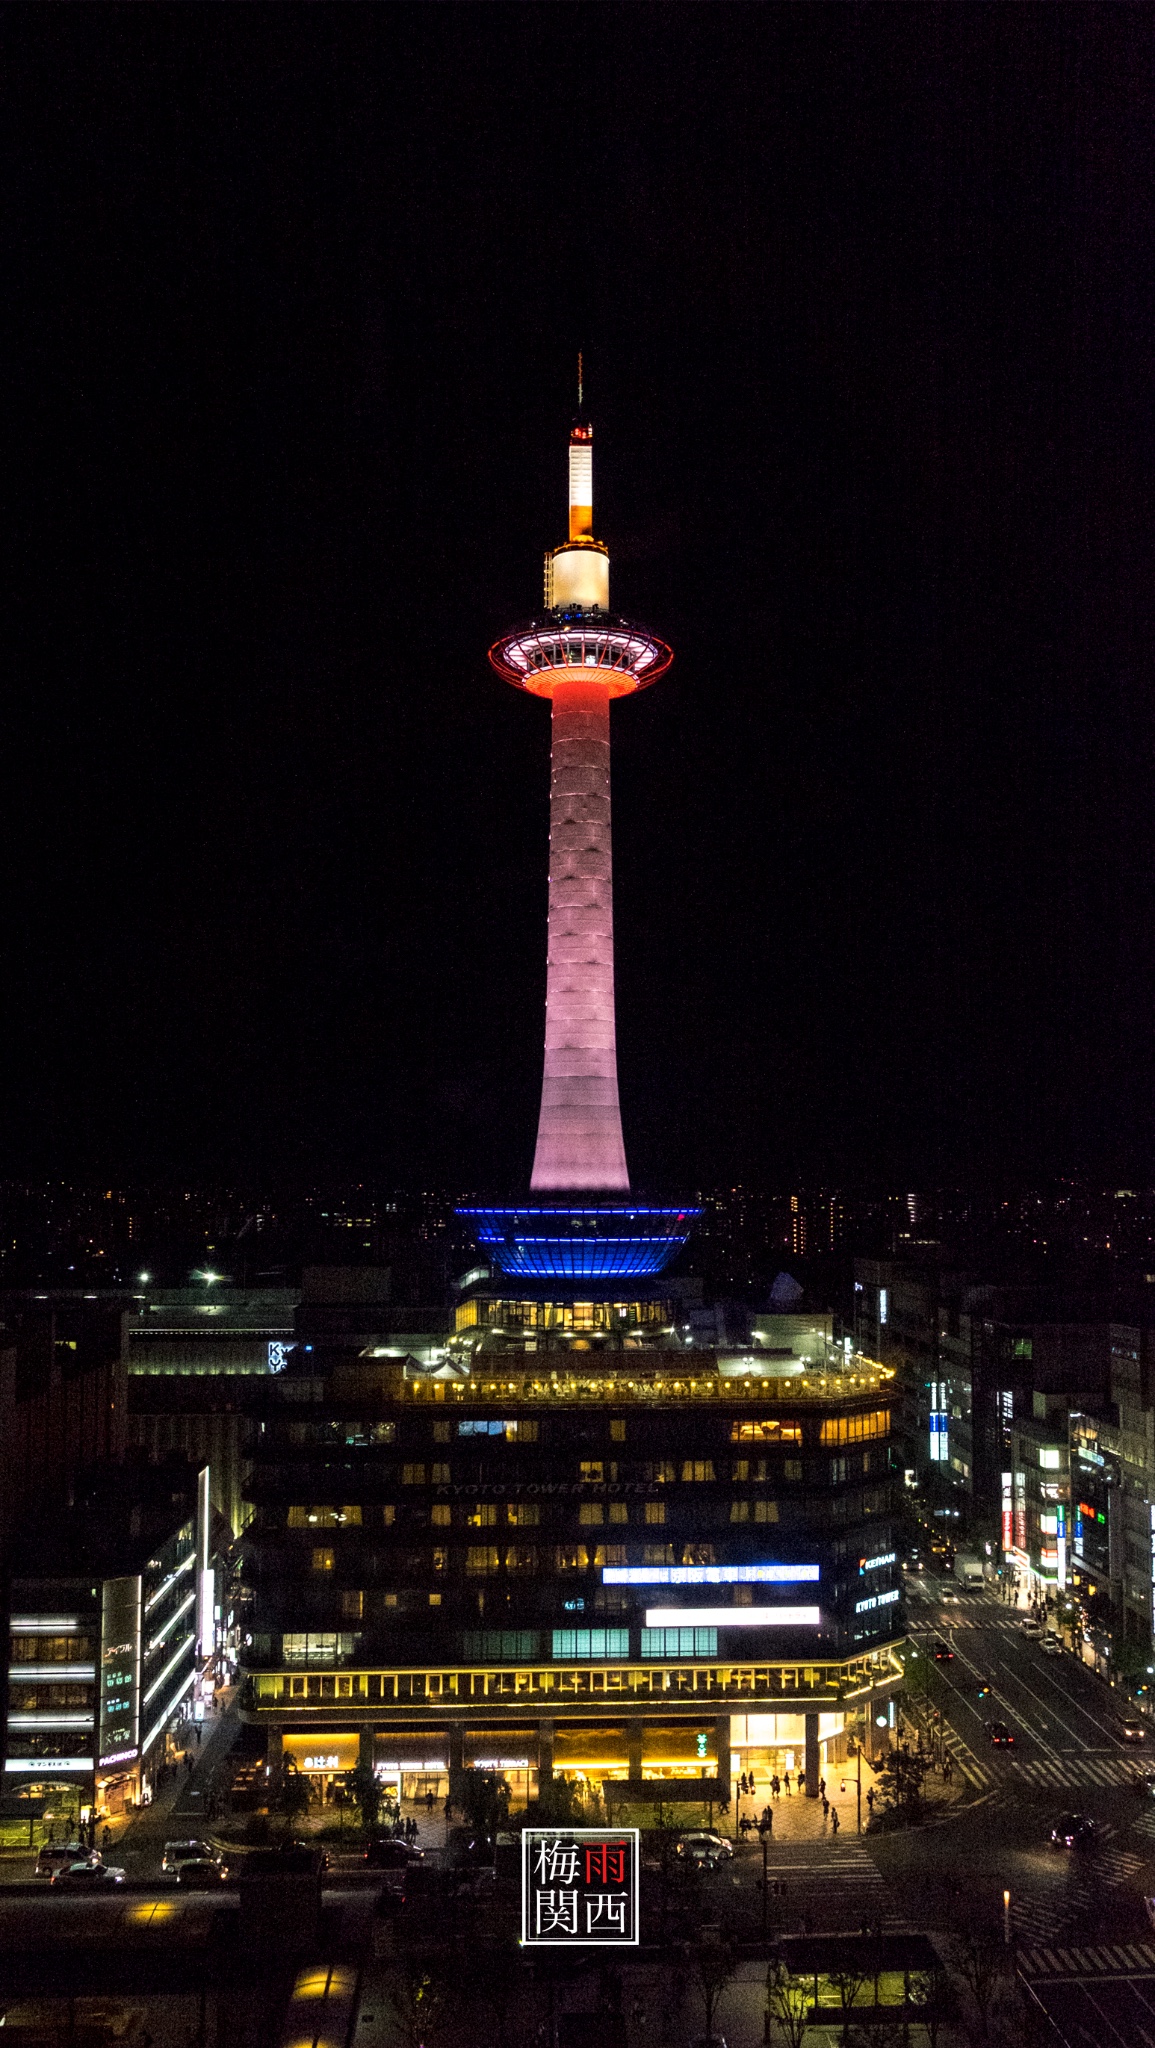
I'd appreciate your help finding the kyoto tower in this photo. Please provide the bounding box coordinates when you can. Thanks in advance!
[462,379,697,1281]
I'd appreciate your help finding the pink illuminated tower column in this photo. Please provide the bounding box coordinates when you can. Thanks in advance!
[489,414,673,1190]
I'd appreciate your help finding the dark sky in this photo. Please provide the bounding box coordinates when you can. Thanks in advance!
[3,5,1155,1193]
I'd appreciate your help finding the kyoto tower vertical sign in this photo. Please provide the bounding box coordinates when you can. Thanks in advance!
[522,1828,640,1946]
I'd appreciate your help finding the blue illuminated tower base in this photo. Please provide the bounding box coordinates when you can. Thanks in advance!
[456,1201,699,1281]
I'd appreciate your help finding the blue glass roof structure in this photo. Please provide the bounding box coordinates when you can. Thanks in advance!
[456,1203,700,1280]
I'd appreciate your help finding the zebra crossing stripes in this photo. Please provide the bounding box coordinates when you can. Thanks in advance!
[1008,1755,1149,1790]
[939,1730,991,1788]
[760,1840,902,1932]
[1018,1942,1155,1979]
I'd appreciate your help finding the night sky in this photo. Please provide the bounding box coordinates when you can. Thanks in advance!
[4,6,1155,1193]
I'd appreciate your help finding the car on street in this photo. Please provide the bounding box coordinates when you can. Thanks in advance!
[985,1721,1015,1747]
[932,1640,954,1661]
[1040,1633,1063,1657]
[162,1839,218,1874]
[1021,1617,1044,1638]
[676,1831,734,1867]
[35,1842,94,1878]
[51,1860,126,1889]
[365,1836,425,1869]
[1118,1713,1148,1743]
[1140,1773,1155,1800]
[1051,1813,1099,1850]
[176,1858,229,1887]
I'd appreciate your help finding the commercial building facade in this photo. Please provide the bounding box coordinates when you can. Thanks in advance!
[4,1464,208,1819]
[239,1345,903,1804]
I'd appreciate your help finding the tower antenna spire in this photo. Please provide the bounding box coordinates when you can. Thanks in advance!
[577,351,583,410]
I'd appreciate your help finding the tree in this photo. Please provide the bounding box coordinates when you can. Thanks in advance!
[692,1934,738,2046]
[457,1769,510,1847]
[828,1960,873,2041]
[277,1765,311,1829]
[347,1759,383,1835]
[949,1926,1007,2045]
[383,1957,452,2048]
[871,1745,931,1828]
[513,1777,588,1832]
[907,1966,949,2047]
[765,1962,812,2048]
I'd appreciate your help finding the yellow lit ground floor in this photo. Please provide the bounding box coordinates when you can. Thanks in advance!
[269,1703,899,1806]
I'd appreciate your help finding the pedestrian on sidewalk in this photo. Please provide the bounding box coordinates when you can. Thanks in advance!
[831,1806,840,1833]
[866,1788,875,1814]
[770,1776,780,1801]
[762,1804,772,1826]
[821,1796,829,1820]
[818,1777,826,1799]
[783,1770,792,1795]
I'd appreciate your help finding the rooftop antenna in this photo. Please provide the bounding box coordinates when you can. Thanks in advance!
[577,351,583,410]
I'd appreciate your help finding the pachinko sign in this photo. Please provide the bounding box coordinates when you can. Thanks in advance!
[521,1828,640,1946]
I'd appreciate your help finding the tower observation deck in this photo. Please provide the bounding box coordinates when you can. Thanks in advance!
[469,405,696,1281]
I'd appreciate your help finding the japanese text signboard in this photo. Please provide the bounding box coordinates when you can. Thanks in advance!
[521,1827,640,1946]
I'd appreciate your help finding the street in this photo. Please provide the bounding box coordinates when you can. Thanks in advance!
[885,1573,1155,1949]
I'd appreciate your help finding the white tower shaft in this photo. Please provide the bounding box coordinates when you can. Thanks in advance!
[530,675,629,1191]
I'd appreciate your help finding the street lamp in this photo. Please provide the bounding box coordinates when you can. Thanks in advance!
[843,1738,863,1834]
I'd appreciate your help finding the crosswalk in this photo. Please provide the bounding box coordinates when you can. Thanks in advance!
[940,1727,992,1788]
[1007,1754,1152,1790]
[760,1838,902,1932]
[1018,1941,1155,1979]
[1005,1825,1151,1946]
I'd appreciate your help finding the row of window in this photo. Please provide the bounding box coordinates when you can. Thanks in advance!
[271,1412,887,1464]
[293,1499,784,1543]
[10,1636,95,1665]
[310,1542,732,1577]
[7,1685,93,1710]
[278,1453,865,1523]
[286,1499,786,1531]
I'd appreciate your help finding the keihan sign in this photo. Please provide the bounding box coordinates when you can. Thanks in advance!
[521,1828,640,1946]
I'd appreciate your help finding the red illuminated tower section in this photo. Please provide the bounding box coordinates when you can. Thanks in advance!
[490,416,672,1191]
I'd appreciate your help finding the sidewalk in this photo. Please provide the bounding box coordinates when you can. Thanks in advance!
[105,1695,241,1871]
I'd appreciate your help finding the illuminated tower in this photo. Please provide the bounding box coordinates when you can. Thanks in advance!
[490,414,671,1190]
[464,392,696,1280]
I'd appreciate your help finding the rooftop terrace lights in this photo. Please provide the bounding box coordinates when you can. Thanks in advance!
[396,1356,895,1401]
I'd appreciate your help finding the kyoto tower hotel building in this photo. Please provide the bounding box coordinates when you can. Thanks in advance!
[240,408,903,1812]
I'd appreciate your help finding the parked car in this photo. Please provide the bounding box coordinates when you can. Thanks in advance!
[932,1640,954,1662]
[162,1839,217,1874]
[365,1836,424,1869]
[1051,1813,1098,1851]
[1118,1713,1148,1744]
[676,1832,733,1867]
[985,1721,1015,1747]
[51,1860,126,1889]
[35,1842,93,1878]
[176,1858,228,1887]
